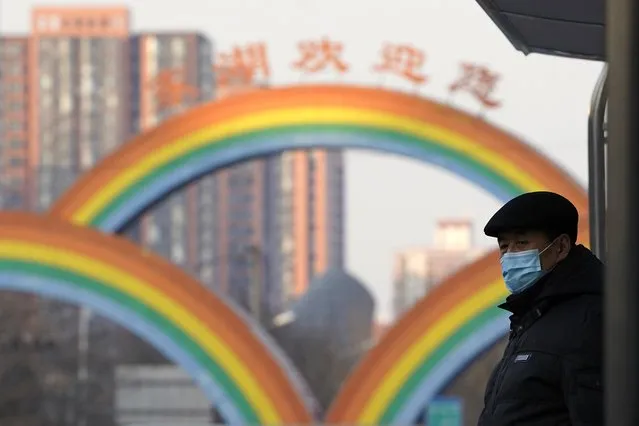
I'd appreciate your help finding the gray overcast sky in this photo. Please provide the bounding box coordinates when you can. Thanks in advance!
[2,0,604,321]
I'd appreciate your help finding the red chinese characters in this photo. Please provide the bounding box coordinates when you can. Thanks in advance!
[215,42,271,87]
[449,63,502,109]
[373,43,428,85]
[147,68,198,110]
[292,38,349,74]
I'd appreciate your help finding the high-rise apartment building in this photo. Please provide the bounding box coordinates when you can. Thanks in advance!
[2,5,345,320]
[220,148,345,317]
[0,37,30,210]
[13,4,217,383]
[127,32,214,277]
[29,7,131,210]
[282,148,345,301]
[212,72,345,316]
[18,11,136,423]
[18,8,216,276]
[25,10,215,279]
[392,219,485,318]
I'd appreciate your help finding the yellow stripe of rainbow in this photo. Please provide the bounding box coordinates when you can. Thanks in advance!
[359,279,506,423]
[70,107,546,224]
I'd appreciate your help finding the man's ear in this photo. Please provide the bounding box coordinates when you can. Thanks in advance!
[556,234,572,262]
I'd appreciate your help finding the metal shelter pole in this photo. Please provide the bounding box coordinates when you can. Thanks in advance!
[606,0,639,423]
[587,64,608,262]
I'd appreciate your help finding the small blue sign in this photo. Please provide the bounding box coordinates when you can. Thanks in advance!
[427,396,463,426]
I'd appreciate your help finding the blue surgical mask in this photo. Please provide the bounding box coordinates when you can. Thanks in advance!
[500,240,555,294]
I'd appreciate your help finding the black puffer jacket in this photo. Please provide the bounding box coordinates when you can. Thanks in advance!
[478,245,603,426]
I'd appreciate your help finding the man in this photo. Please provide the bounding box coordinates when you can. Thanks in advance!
[478,191,603,426]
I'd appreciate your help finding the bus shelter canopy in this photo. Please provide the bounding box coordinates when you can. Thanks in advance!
[475,0,604,61]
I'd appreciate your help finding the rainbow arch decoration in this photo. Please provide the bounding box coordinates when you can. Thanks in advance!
[50,84,588,230]
[46,83,589,421]
[327,222,591,425]
[0,213,313,425]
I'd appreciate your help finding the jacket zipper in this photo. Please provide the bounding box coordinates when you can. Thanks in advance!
[488,325,523,413]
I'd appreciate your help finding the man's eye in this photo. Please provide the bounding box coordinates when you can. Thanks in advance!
[516,240,528,245]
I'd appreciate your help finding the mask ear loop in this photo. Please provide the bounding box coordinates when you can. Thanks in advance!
[539,236,561,256]
[538,236,566,273]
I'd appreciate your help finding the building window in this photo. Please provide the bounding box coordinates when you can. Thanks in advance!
[37,16,48,30]
[200,230,213,245]
[200,266,213,284]
[171,38,185,57]
[201,245,214,262]
[112,17,126,29]
[39,191,52,209]
[58,94,73,114]
[50,16,61,31]
[40,73,54,90]
[201,192,214,205]
[1,42,22,56]
[171,244,185,264]
[147,220,161,245]
[171,202,185,225]
[41,149,53,165]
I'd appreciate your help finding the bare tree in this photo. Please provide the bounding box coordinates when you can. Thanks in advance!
[0,292,169,426]
[0,292,62,425]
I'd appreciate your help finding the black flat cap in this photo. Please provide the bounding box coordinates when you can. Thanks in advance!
[484,191,579,243]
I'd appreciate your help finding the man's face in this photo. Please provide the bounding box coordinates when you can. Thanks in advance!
[497,230,571,270]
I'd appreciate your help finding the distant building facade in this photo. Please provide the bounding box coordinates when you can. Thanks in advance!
[0,36,30,210]
[1,7,346,319]
[0,11,221,423]
[393,219,485,318]
[114,365,211,425]
[6,7,216,278]
[127,32,214,279]
[29,7,132,210]
[211,71,346,316]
